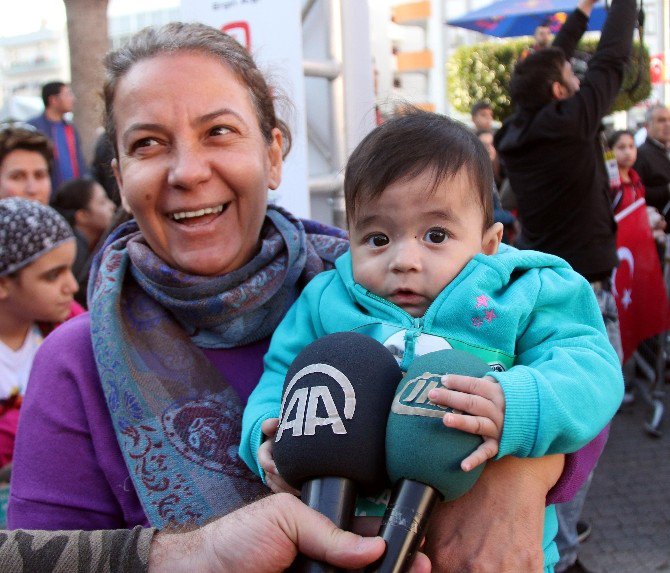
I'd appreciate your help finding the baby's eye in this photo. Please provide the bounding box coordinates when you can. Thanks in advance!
[424,228,447,244]
[365,233,389,248]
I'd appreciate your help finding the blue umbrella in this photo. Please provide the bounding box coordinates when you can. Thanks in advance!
[447,0,607,37]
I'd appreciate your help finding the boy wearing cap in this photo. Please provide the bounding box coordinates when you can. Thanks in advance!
[0,197,81,466]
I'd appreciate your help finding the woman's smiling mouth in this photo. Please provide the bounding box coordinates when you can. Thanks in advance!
[168,202,231,226]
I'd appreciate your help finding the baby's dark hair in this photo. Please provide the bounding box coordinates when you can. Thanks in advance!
[344,110,494,228]
[607,129,634,150]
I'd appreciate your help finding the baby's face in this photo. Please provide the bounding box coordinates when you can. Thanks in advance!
[349,169,501,318]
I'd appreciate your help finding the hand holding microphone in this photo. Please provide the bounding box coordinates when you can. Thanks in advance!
[369,349,500,573]
[258,418,300,495]
[271,332,403,573]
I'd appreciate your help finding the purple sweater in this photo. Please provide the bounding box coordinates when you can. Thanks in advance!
[8,313,603,530]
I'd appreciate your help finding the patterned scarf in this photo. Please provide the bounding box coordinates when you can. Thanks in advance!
[89,205,348,528]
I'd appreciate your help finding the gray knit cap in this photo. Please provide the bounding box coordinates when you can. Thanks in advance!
[0,197,74,277]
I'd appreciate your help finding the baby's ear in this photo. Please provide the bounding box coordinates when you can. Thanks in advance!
[481,222,504,255]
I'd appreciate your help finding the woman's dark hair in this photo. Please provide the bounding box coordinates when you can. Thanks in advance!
[0,127,53,174]
[607,129,634,150]
[510,47,567,111]
[103,22,292,159]
[344,109,494,229]
[51,178,97,226]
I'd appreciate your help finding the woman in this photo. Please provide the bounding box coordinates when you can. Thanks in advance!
[51,178,116,302]
[9,22,604,571]
[0,126,53,205]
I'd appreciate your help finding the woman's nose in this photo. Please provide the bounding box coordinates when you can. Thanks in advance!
[167,143,212,189]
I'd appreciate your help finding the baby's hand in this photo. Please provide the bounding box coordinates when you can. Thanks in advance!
[428,374,505,472]
[258,418,301,496]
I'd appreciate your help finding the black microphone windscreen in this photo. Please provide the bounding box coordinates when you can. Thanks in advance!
[273,332,402,492]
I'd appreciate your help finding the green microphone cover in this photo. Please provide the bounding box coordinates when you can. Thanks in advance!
[386,349,492,501]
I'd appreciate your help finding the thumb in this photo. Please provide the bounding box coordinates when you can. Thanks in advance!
[289,501,386,568]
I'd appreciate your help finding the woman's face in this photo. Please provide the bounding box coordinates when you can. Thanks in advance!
[112,52,283,276]
[612,134,637,171]
[0,149,51,204]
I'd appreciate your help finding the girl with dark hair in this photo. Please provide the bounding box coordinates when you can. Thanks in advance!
[608,130,666,240]
[51,178,116,282]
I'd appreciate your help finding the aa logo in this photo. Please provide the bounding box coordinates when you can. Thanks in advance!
[276,363,356,441]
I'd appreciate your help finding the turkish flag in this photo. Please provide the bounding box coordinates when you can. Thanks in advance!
[612,198,670,362]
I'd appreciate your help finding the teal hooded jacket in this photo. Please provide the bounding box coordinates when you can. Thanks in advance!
[240,244,623,571]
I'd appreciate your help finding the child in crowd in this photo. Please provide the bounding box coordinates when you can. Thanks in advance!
[240,111,623,571]
[0,198,81,467]
[476,128,518,244]
[608,130,666,241]
[51,178,116,307]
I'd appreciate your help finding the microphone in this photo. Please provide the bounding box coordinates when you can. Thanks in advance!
[368,349,494,573]
[273,332,402,573]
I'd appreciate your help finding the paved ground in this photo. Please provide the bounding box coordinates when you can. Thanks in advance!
[576,381,669,573]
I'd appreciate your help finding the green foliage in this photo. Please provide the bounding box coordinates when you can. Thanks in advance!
[447,38,651,121]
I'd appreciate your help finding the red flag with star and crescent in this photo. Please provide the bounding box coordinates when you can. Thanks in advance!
[612,198,670,362]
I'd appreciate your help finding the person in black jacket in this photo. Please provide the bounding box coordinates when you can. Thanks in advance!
[495,0,636,282]
[495,1,638,571]
[634,104,670,224]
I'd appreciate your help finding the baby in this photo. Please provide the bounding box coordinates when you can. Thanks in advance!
[240,111,623,569]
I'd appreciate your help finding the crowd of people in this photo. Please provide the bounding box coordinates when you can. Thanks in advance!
[0,0,669,571]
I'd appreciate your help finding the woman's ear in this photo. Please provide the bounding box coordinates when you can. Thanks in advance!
[267,128,283,191]
[112,158,124,201]
[481,222,504,255]
[112,159,132,214]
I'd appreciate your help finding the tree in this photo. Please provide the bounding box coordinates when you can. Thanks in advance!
[447,39,651,121]
[63,0,109,165]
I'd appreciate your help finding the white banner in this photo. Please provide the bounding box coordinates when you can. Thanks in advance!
[181,0,310,217]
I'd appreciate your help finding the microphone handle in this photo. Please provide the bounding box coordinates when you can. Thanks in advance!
[290,476,357,573]
[366,479,441,573]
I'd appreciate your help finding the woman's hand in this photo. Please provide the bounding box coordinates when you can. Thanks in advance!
[257,418,300,496]
[429,374,505,472]
[424,454,564,573]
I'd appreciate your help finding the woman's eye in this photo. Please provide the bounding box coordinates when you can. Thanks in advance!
[366,234,389,248]
[131,138,159,151]
[210,126,232,136]
[425,229,447,244]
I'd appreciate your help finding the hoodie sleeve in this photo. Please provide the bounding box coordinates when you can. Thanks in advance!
[552,6,588,61]
[239,272,331,479]
[558,0,637,139]
[491,267,623,459]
